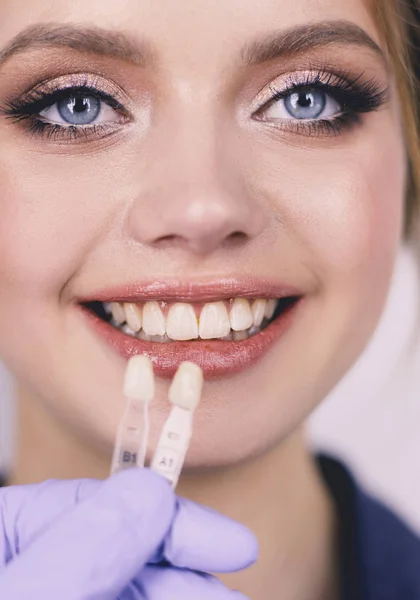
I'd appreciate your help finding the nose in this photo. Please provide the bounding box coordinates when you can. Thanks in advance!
[125,121,267,256]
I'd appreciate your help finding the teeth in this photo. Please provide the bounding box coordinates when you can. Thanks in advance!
[199,301,231,339]
[142,301,166,336]
[124,303,142,332]
[167,303,199,341]
[248,325,261,336]
[251,299,266,327]
[229,298,253,331]
[121,324,136,337]
[105,297,279,341]
[233,330,248,341]
[264,299,278,320]
[150,334,170,343]
[110,302,126,325]
[138,329,151,341]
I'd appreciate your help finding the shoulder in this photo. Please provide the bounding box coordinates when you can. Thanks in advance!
[316,454,420,600]
[355,481,420,599]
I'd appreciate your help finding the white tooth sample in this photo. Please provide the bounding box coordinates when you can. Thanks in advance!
[198,301,231,339]
[123,355,154,402]
[142,301,166,336]
[251,299,267,327]
[166,303,199,341]
[265,299,278,320]
[103,302,112,315]
[229,298,253,331]
[110,302,126,325]
[169,361,204,411]
[233,330,248,341]
[124,303,142,332]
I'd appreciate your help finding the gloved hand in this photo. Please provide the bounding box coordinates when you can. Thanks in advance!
[0,468,258,599]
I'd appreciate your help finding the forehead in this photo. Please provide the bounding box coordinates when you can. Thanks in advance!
[0,0,379,62]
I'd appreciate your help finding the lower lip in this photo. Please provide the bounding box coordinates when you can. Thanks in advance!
[80,299,302,379]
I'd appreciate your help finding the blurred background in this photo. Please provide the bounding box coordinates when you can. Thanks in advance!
[1,243,419,532]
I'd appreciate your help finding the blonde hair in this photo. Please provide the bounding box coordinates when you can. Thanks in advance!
[370,0,420,238]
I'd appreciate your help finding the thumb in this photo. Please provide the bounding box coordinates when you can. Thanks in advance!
[0,469,176,600]
[155,496,259,573]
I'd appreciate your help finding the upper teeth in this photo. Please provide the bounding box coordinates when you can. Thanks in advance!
[108,298,278,341]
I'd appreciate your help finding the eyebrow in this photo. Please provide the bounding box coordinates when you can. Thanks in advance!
[240,20,384,66]
[0,23,155,67]
[0,20,384,70]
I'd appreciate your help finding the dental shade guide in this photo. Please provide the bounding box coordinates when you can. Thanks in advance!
[110,355,154,475]
[150,361,203,488]
[111,356,203,489]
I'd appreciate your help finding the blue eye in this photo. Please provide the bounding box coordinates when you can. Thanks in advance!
[264,87,341,122]
[55,95,101,125]
[39,91,120,127]
[284,90,327,120]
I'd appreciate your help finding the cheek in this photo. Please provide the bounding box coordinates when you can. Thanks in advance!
[0,151,118,297]
[300,147,405,280]
[253,127,405,289]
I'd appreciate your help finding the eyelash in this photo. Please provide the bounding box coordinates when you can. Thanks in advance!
[256,69,388,136]
[0,78,128,142]
[0,69,388,142]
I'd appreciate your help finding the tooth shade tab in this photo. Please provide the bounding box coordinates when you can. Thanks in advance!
[169,361,204,411]
[167,303,199,340]
[123,355,155,402]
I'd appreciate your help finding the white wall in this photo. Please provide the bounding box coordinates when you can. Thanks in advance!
[308,245,420,532]
[0,361,15,473]
[0,246,419,533]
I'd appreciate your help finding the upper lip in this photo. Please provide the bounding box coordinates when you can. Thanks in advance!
[77,277,303,304]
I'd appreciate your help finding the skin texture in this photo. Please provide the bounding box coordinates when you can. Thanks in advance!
[0,0,407,598]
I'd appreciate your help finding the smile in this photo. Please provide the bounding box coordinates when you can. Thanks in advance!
[78,280,303,378]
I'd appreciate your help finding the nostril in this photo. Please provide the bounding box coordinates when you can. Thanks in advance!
[152,231,248,252]
[156,234,178,244]
[230,231,247,240]
[224,230,248,247]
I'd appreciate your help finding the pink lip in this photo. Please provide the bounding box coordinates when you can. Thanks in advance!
[78,278,302,304]
[76,278,304,379]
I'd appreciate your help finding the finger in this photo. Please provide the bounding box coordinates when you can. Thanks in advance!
[0,469,176,600]
[132,564,250,600]
[1,478,101,560]
[154,496,259,573]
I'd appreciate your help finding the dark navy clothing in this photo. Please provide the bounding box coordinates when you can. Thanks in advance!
[1,456,420,599]
[318,455,420,600]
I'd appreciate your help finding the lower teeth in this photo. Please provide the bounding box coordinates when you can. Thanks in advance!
[116,321,264,342]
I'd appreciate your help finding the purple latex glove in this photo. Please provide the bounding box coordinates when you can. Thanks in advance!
[0,468,258,599]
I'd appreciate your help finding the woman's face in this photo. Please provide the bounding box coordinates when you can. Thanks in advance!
[0,0,405,467]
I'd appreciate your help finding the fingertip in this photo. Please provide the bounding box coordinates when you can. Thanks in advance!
[105,468,177,539]
[231,523,260,569]
[107,467,175,500]
[162,497,260,572]
[231,592,251,600]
